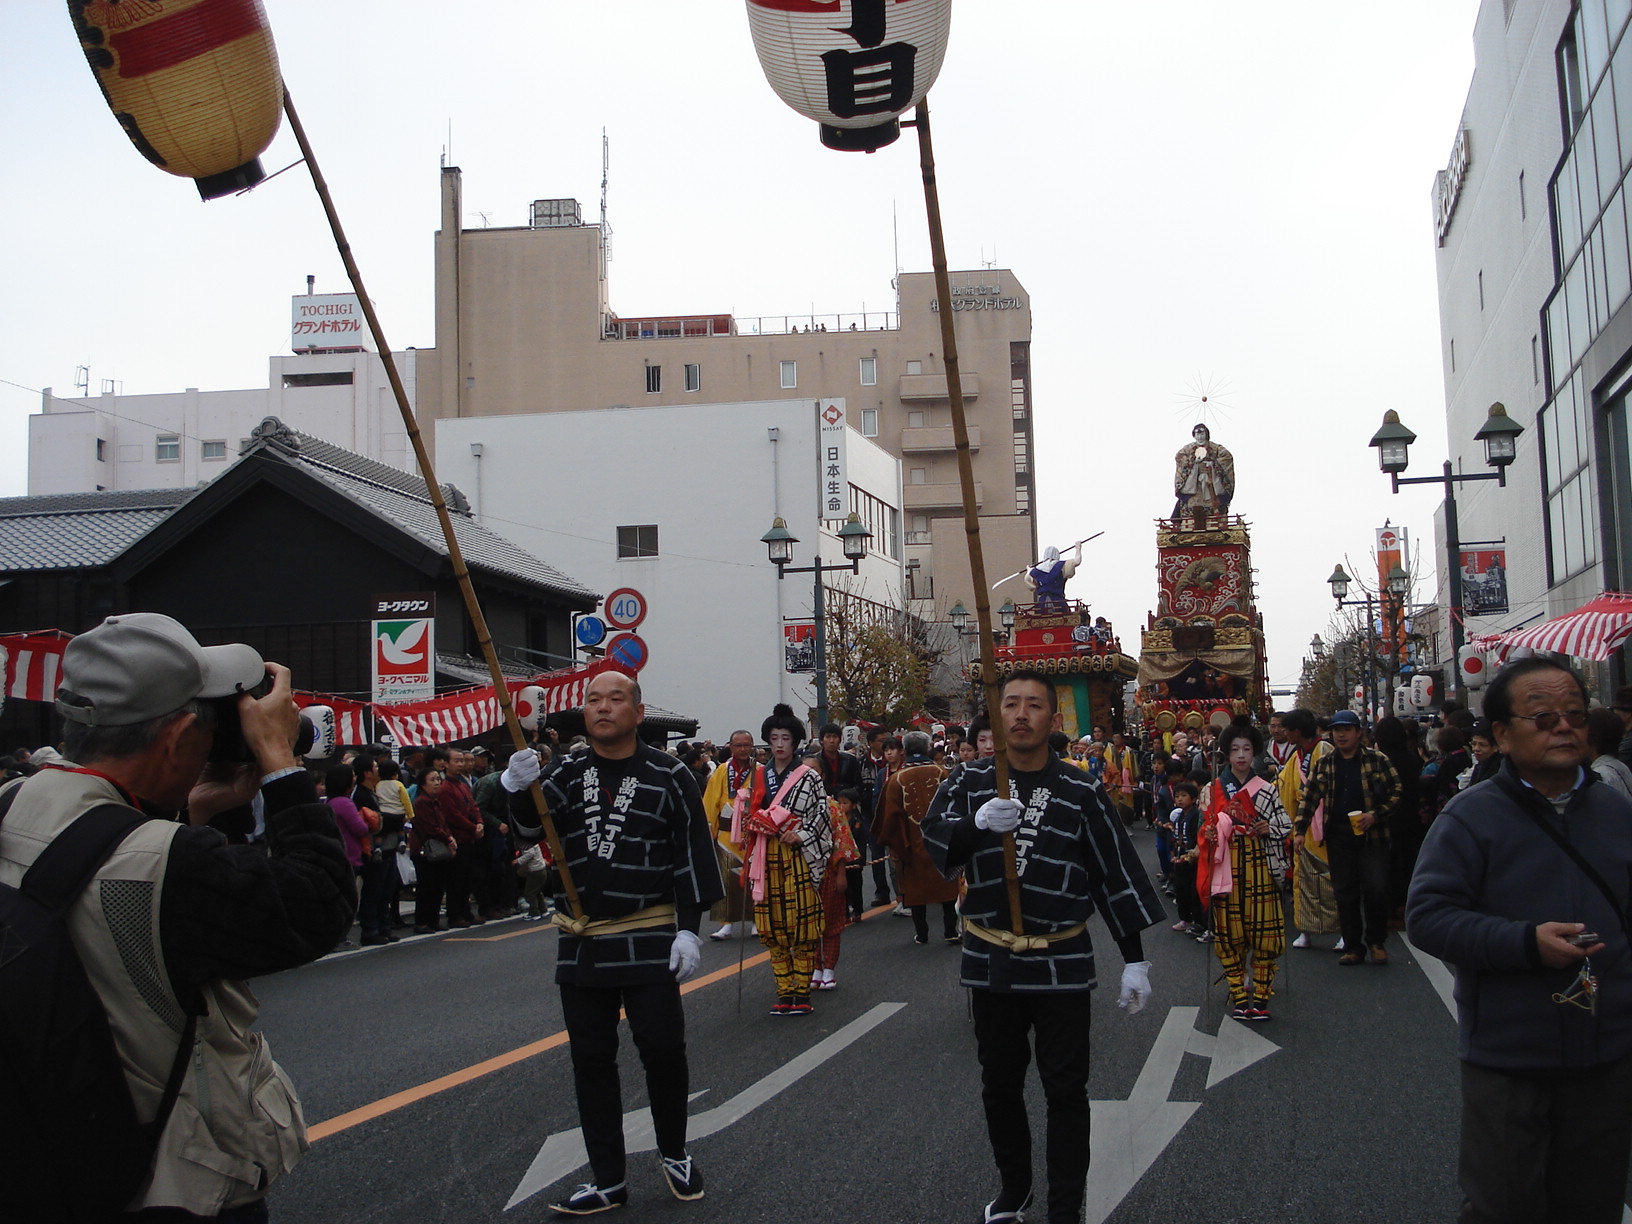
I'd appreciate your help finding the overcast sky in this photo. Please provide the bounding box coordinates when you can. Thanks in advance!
[0,2,1482,694]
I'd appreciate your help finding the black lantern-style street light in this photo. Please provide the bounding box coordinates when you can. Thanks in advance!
[1370,401,1525,702]
[760,511,873,729]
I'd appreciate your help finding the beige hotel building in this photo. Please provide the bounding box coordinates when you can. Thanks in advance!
[413,166,1039,620]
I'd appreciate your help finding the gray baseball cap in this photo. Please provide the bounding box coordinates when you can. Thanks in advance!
[56,612,266,727]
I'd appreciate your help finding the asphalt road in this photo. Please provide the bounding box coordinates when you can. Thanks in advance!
[251,829,1495,1224]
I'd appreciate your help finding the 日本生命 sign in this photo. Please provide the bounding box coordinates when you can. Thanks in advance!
[817,398,849,522]
[371,592,435,703]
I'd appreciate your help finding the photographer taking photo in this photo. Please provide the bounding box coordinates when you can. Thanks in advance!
[0,612,355,1221]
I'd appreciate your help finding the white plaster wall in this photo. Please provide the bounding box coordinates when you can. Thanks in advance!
[436,399,906,740]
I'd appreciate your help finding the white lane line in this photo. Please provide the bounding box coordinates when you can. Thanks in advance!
[506,1001,907,1209]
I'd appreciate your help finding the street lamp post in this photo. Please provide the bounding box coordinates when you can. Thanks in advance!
[761,511,872,729]
[1328,564,1379,723]
[1369,403,1524,705]
[951,599,1018,717]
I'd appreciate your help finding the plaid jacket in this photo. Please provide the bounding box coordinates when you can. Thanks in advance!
[1296,745,1402,841]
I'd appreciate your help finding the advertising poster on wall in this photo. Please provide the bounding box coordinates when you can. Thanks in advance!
[372,592,435,703]
[784,621,816,673]
[1461,549,1509,615]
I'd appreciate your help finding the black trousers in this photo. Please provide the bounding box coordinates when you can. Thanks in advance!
[1457,1051,1632,1223]
[971,988,1093,1224]
[413,854,450,928]
[911,901,958,940]
[560,979,691,1187]
[1324,830,1390,950]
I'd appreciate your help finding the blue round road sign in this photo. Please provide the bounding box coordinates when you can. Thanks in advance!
[575,615,608,647]
[606,632,649,672]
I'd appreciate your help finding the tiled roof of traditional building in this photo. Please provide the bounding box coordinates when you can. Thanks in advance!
[0,487,197,570]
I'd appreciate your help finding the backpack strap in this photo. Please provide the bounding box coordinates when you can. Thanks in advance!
[3,784,200,1155]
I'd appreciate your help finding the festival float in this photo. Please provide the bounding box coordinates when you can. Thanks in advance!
[1136,424,1271,748]
[968,541,1140,738]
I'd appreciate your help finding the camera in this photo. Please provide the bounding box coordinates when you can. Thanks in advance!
[209,671,317,762]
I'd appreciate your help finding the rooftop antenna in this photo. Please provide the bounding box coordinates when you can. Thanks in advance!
[600,128,613,271]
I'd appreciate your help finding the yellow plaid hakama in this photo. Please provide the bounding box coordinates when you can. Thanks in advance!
[756,839,823,997]
[1213,834,1285,1004]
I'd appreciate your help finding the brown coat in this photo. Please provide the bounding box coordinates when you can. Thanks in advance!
[876,761,960,906]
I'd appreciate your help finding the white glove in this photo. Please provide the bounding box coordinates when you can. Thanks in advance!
[975,797,1024,833]
[669,929,702,982]
[1117,961,1153,1015]
[501,749,542,793]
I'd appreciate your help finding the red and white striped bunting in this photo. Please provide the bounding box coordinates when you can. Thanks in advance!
[0,632,71,704]
[0,627,621,747]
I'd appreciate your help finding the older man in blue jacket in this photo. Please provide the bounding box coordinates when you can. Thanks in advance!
[1409,657,1632,1224]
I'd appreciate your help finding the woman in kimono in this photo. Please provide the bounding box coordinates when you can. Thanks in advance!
[1198,721,1290,1022]
[739,704,834,1016]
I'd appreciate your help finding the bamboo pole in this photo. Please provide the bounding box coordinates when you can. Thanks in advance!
[282,90,583,921]
[912,100,1024,937]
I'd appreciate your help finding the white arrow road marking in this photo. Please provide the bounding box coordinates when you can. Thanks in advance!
[506,1001,906,1210]
[1082,1006,1279,1224]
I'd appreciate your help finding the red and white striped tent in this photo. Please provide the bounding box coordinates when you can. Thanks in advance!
[1471,591,1632,662]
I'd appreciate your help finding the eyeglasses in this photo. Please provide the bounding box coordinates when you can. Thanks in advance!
[1507,709,1589,731]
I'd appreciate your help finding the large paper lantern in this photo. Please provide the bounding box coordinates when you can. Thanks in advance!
[69,0,284,199]
[746,0,952,151]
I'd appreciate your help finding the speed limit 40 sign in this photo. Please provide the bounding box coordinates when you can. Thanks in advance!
[605,588,647,630]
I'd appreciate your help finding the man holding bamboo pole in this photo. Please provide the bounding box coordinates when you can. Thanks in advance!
[924,670,1165,1224]
[501,670,722,1215]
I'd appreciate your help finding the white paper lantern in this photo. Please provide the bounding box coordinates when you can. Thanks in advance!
[302,704,335,758]
[516,685,545,730]
[747,0,953,151]
[1411,673,1436,709]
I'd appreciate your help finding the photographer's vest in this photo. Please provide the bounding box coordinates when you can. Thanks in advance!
[0,766,306,1214]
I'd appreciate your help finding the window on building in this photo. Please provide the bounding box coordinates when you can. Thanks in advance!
[909,467,927,485]
[780,360,797,389]
[95,438,106,462]
[282,370,354,388]
[1015,482,1032,515]
[848,486,900,559]
[859,356,877,386]
[1013,432,1030,474]
[1533,334,1541,384]
[906,360,923,375]
[617,524,659,558]
[201,440,227,461]
[907,512,931,545]
[907,410,926,429]
[645,365,662,393]
[861,407,879,437]
[156,435,180,462]
[1541,370,1600,582]
[684,363,701,392]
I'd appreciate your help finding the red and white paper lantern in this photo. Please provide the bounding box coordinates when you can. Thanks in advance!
[69,0,284,199]
[515,685,546,731]
[746,0,953,151]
